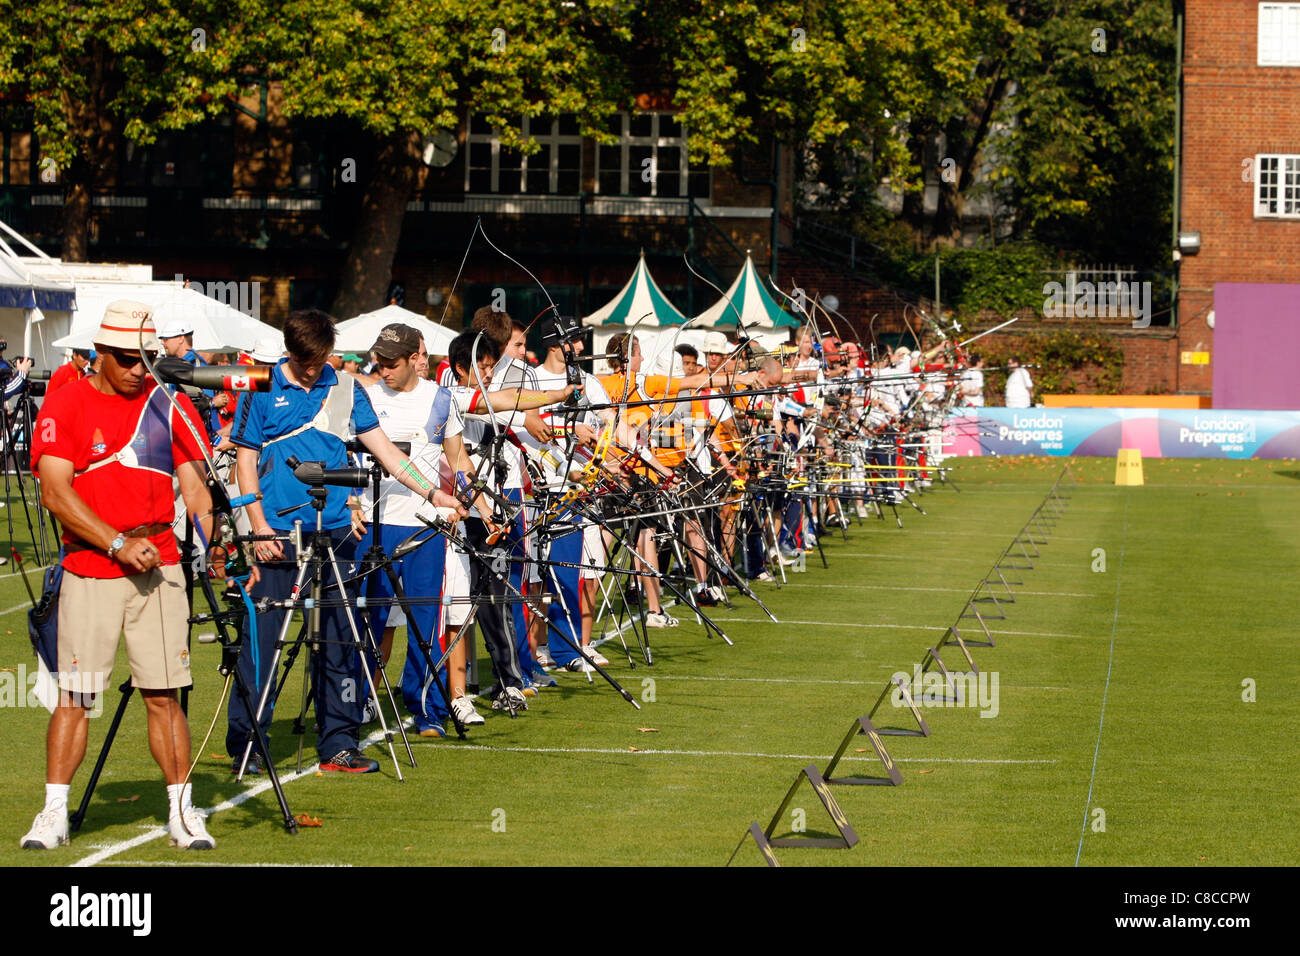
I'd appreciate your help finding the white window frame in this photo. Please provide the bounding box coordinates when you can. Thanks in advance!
[1258,3,1300,66]
[463,115,584,195]
[594,112,709,198]
[1254,153,1300,218]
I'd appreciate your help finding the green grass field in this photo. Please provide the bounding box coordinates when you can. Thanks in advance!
[1,455,1296,867]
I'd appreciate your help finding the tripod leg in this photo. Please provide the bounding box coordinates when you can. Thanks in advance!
[386,544,469,739]
[764,502,788,585]
[225,664,299,834]
[68,681,134,833]
[241,555,317,777]
[325,546,405,781]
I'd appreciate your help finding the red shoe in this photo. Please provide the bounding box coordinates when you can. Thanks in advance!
[320,748,379,773]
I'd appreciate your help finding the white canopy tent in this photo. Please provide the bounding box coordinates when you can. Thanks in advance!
[334,304,458,357]
[51,281,280,354]
[0,225,77,371]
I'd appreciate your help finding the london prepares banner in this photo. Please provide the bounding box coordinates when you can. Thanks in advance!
[944,408,1300,459]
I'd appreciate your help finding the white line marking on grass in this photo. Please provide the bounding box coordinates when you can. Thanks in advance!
[775,582,1097,598]
[657,672,1069,690]
[851,527,1097,543]
[437,744,1057,764]
[72,716,410,867]
[0,599,32,616]
[832,552,996,563]
[0,563,51,581]
[72,764,323,867]
[101,860,352,867]
[719,618,1087,639]
[1075,489,1129,867]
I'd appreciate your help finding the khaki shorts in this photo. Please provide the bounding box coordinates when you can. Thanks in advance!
[57,564,192,695]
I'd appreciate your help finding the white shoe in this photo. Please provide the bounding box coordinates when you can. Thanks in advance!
[168,807,215,850]
[582,645,610,667]
[645,611,679,628]
[535,646,554,667]
[20,808,69,849]
[755,571,776,583]
[564,656,595,673]
[451,696,486,726]
[361,696,381,724]
[855,504,868,519]
[708,586,726,603]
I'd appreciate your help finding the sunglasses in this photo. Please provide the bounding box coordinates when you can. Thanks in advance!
[102,347,157,368]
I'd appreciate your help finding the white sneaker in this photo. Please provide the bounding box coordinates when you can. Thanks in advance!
[451,696,486,726]
[855,503,869,519]
[535,646,554,667]
[645,611,679,628]
[582,645,610,667]
[361,696,381,724]
[168,807,215,850]
[564,656,595,673]
[755,571,775,583]
[20,808,69,849]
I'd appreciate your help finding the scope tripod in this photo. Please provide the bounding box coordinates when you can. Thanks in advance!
[238,467,408,781]
[69,483,298,835]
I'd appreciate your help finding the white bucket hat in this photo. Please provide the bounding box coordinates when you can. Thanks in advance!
[95,300,160,353]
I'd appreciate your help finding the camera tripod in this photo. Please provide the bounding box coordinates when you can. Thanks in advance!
[237,458,409,781]
[69,481,299,835]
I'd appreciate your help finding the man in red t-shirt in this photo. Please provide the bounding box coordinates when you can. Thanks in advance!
[45,349,92,396]
[21,300,225,853]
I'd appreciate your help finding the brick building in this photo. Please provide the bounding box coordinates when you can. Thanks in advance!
[0,85,801,335]
[1177,0,1300,407]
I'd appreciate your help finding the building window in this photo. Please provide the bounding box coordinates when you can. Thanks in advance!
[1255,154,1300,217]
[1,106,35,185]
[595,113,710,199]
[1259,3,1300,65]
[464,114,583,195]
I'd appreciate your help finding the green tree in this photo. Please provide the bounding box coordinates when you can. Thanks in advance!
[264,0,636,319]
[1000,0,1175,268]
[0,1,248,259]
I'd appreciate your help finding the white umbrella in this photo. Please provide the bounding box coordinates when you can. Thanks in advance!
[334,304,458,356]
[52,282,263,351]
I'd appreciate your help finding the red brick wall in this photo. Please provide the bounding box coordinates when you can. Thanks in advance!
[948,325,1177,396]
[1178,0,1300,392]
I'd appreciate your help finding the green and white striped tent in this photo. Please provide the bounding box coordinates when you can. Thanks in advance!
[582,252,690,373]
[694,253,800,352]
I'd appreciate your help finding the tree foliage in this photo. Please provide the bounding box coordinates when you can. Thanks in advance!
[0,0,1176,299]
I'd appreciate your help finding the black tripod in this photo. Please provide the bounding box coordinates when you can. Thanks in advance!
[70,484,298,835]
[238,459,409,780]
[1,372,58,567]
[351,455,471,740]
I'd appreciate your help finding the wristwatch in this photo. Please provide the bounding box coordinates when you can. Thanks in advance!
[107,534,127,559]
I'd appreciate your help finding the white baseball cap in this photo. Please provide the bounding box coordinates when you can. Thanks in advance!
[158,320,194,339]
[250,337,284,363]
[703,331,731,354]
